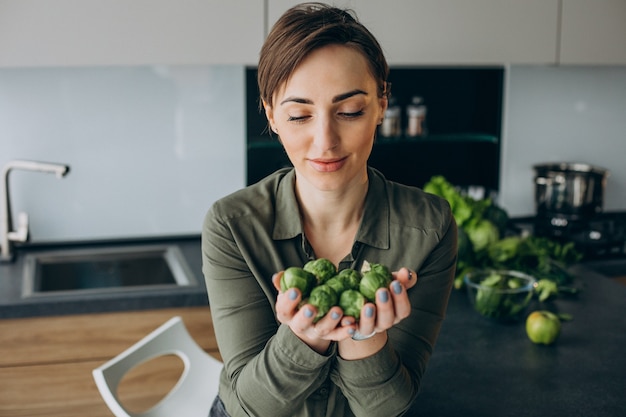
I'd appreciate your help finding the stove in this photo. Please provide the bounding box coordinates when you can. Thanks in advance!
[510,211,626,260]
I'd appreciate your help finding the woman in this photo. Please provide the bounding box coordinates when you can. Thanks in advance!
[202,3,457,417]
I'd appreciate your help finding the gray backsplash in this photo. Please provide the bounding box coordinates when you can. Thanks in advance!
[0,66,245,242]
[501,65,626,217]
[1,65,624,242]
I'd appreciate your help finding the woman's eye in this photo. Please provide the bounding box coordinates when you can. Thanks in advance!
[339,110,364,118]
[287,115,308,122]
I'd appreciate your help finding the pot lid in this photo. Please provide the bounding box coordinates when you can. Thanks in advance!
[533,162,610,177]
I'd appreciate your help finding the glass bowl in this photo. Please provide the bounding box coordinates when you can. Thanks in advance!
[464,269,536,322]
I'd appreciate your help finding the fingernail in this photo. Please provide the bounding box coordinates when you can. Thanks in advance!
[378,290,389,303]
[331,311,340,320]
[392,281,403,295]
[288,289,298,300]
[304,308,314,318]
[347,328,355,335]
[365,306,374,318]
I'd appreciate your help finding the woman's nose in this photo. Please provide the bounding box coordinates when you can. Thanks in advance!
[313,117,339,151]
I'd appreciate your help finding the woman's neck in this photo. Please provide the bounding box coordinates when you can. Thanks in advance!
[295,173,369,265]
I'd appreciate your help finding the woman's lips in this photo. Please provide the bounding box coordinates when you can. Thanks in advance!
[308,157,347,172]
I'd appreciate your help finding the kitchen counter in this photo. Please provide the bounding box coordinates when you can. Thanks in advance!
[407,264,626,416]
[0,235,208,318]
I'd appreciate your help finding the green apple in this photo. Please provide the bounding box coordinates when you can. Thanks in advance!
[525,310,561,345]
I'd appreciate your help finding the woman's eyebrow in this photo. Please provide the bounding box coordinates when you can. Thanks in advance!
[280,89,368,106]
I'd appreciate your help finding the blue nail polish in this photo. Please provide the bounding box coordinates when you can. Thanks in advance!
[288,289,298,300]
[365,306,374,318]
[378,290,389,303]
[347,328,355,335]
[304,308,314,318]
[392,281,402,294]
[331,311,340,320]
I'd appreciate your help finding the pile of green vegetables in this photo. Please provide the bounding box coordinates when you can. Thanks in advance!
[423,176,582,301]
[281,258,392,322]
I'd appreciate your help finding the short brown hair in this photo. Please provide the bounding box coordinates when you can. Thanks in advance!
[258,2,389,108]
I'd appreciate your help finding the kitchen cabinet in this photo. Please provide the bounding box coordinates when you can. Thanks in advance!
[0,0,264,67]
[0,306,218,416]
[560,0,626,65]
[267,0,560,65]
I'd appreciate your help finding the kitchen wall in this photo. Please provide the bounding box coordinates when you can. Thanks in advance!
[1,64,625,242]
[0,65,245,242]
[501,66,626,217]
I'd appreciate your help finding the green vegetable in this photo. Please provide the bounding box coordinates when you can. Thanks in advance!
[325,269,361,295]
[339,289,367,319]
[307,284,338,322]
[282,259,393,323]
[304,258,337,285]
[464,218,500,253]
[534,279,558,302]
[471,272,533,319]
[423,175,582,295]
[280,267,317,297]
[359,271,391,302]
[362,262,392,281]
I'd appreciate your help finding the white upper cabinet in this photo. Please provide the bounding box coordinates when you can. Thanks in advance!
[0,0,264,67]
[267,0,560,65]
[559,0,626,65]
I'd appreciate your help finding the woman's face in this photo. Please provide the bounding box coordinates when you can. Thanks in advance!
[265,44,387,192]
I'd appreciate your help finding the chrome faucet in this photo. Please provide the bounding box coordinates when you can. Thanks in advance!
[1,160,70,262]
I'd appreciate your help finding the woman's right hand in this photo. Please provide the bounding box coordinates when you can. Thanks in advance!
[272,272,356,354]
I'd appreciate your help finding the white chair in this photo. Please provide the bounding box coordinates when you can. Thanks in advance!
[93,316,223,417]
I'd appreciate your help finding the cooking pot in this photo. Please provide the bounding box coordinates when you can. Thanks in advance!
[533,162,609,219]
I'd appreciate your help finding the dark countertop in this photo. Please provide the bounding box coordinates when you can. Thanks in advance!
[408,264,626,417]
[0,235,208,318]
[3,236,625,416]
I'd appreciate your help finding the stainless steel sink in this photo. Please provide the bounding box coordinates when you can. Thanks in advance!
[21,244,196,298]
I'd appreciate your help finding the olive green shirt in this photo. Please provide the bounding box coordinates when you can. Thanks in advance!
[202,167,457,417]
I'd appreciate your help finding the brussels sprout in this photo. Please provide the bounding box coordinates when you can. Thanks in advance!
[324,277,346,295]
[339,289,366,319]
[307,284,338,322]
[361,261,392,282]
[336,269,362,290]
[280,267,317,297]
[304,258,337,285]
[359,271,391,302]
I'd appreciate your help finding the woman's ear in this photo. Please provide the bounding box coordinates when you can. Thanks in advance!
[263,100,276,133]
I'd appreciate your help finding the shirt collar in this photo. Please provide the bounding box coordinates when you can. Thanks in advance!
[272,167,390,250]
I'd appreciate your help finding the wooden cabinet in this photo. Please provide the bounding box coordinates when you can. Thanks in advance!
[0,307,218,417]
[560,0,626,65]
[267,0,560,65]
[0,0,264,67]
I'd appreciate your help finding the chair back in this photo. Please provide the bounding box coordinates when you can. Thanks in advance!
[93,316,223,417]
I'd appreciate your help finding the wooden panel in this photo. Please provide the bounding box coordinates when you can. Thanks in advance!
[0,306,219,367]
[0,306,221,417]
[0,356,188,417]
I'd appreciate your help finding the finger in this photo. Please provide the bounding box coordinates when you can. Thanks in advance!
[357,302,376,336]
[374,287,395,329]
[392,267,418,289]
[272,271,284,292]
[290,304,317,333]
[389,280,411,321]
[275,287,300,323]
[313,306,343,337]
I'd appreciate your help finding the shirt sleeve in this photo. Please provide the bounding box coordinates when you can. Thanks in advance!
[201,203,336,417]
